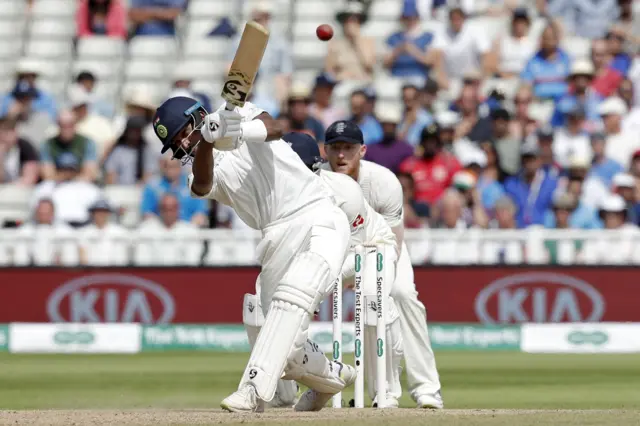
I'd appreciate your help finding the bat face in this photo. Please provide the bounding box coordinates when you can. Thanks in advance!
[221,21,270,108]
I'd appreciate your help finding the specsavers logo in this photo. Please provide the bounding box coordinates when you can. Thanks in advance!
[53,331,95,345]
[566,330,609,346]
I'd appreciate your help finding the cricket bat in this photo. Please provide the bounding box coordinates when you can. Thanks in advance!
[221,21,270,111]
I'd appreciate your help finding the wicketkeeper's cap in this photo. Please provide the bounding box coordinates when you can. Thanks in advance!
[153,96,205,154]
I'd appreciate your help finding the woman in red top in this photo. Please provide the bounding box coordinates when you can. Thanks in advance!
[76,0,127,39]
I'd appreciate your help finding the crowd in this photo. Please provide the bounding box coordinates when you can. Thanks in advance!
[3,0,640,257]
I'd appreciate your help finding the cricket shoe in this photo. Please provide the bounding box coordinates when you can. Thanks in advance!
[267,383,299,408]
[221,384,265,413]
[416,391,444,409]
[372,395,399,408]
[294,362,357,412]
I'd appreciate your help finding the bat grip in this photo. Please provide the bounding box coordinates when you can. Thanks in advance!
[225,103,236,111]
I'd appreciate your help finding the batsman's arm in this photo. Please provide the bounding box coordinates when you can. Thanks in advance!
[190,142,215,197]
[241,111,284,143]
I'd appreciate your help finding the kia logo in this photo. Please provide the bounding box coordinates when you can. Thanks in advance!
[47,274,175,324]
[475,273,605,324]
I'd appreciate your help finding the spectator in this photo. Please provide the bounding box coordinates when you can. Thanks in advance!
[432,6,492,83]
[40,110,98,182]
[31,152,101,227]
[67,84,116,160]
[2,81,53,148]
[510,85,535,141]
[400,124,461,205]
[489,8,538,78]
[490,196,518,229]
[13,199,78,266]
[0,116,39,185]
[611,172,640,224]
[551,60,602,129]
[228,2,292,107]
[398,84,434,146]
[599,96,639,169]
[326,2,376,83]
[599,193,633,229]
[478,141,508,211]
[434,188,467,229]
[435,110,460,154]
[545,192,577,229]
[618,78,635,110]
[129,0,186,36]
[287,83,325,142]
[552,105,592,169]
[454,86,493,144]
[398,172,430,228]
[420,79,439,114]
[111,85,160,161]
[504,140,558,228]
[364,103,414,173]
[451,170,489,228]
[591,39,613,96]
[629,150,640,178]
[79,199,129,266]
[593,26,633,97]
[76,0,127,39]
[548,0,619,39]
[75,70,114,119]
[490,107,520,175]
[308,73,345,130]
[135,193,202,266]
[349,90,383,145]
[141,157,208,227]
[558,155,602,227]
[167,64,213,113]
[384,1,441,85]
[104,116,158,184]
[0,58,57,121]
[521,24,571,102]
[618,0,640,45]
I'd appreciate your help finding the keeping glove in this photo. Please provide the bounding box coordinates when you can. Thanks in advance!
[200,110,243,149]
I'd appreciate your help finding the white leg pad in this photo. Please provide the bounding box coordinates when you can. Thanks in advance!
[364,316,403,402]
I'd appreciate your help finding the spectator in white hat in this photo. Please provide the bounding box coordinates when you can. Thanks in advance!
[364,103,414,173]
[611,172,640,224]
[79,199,129,266]
[599,96,640,169]
[0,58,57,121]
[67,84,116,160]
[450,170,488,228]
[551,59,601,130]
[167,64,212,112]
[552,104,592,169]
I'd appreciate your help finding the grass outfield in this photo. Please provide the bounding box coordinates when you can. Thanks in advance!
[0,352,638,424]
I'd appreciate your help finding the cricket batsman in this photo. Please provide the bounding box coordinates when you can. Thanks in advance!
[244,132,405,409]
[151,96,356,412]
[322,120,443,409]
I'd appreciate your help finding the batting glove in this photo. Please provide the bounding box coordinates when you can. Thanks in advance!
[201,111,242,144]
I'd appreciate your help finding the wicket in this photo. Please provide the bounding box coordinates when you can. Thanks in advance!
[332,244,386,408]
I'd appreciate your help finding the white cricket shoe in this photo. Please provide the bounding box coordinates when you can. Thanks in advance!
[221,384,265,413]
[267,384,299,408]
[372,395,399,408]
[294,362,357,412]
[416,391,444,409]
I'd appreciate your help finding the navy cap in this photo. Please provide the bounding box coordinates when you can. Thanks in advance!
[421,123,440,140]
[325,120,364,145]
[12,81,37,98]
[283,132,323,168]
[89,199,113,212]
[513,7,529,20]
[55,152,80,170]
[152,96,204,154]
[315,72,338,87]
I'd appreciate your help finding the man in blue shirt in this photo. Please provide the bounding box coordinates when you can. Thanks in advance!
[398,84,433,146]
[551,60,602,129]
[129,0,187,36]
[0,58,57,121]
[504,141,558,228]
[521,24,571,102]
[350,90,383,145]
[141,157,209,227]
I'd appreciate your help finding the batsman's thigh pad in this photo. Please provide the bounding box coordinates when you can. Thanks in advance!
[364,316,404,400]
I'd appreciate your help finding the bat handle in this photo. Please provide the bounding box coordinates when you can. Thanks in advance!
[225,103,236,111]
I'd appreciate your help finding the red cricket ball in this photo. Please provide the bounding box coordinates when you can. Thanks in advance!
[316,24,334,41]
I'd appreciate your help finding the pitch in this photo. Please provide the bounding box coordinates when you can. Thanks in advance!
[0,352,638,425]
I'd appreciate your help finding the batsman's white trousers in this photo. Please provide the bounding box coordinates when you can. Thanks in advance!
[391,241,442,401]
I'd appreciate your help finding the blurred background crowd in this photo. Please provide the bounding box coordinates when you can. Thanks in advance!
[2,0,640,265]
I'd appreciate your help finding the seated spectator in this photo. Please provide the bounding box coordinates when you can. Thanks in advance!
[167,64,212,112]
[76,0,127,39]
[326,2,376,83]
[617,78,635,110]
[0,58,57,121]
[141,157,208,227]
[629,150,640,178]
[521,24,571,102]
[104,116,158,185]
[41,110,98,182]
[309,73,345,130]
[2,81,53,148]
[287,84,325,142]
[227,2,292,107]
[489,196,518,229]
[75,70,115,119]
[454,86,493,144]
[589,131,624,187]
[535,126,562,176]
[0,116,39,185]
[398,172,430,228]
[611,172,640,224]
[400,124,461,205]
[503,140,558,228]
[79,199,129,266]
[545,193,578,229]
[599,96,639,169]
[548,0,620,39]
[593,26,633,97]
[451,171,489,228]
[556,156,602,228]
[618,0,640,45]
[364,104,414,173]
[349,90,383,145]
[510,85,535,141]
[135,193,203,266]
[591,38,613,95]
[129,0,186,36]
[551,60,602,129]
[552,105,592,169]
[420,79,439,114]
[477,142,508,211]
[433,188,467,229]
[599,193,635,229]
[489,107,519,175]
[13,199,78,266]
[435,110,460,154]
[398,84,434,146]
[383,1,440,84]
[431,6,491,83]
[31,153,101,227]
[489,8,537,78]
[67,84,116,160]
